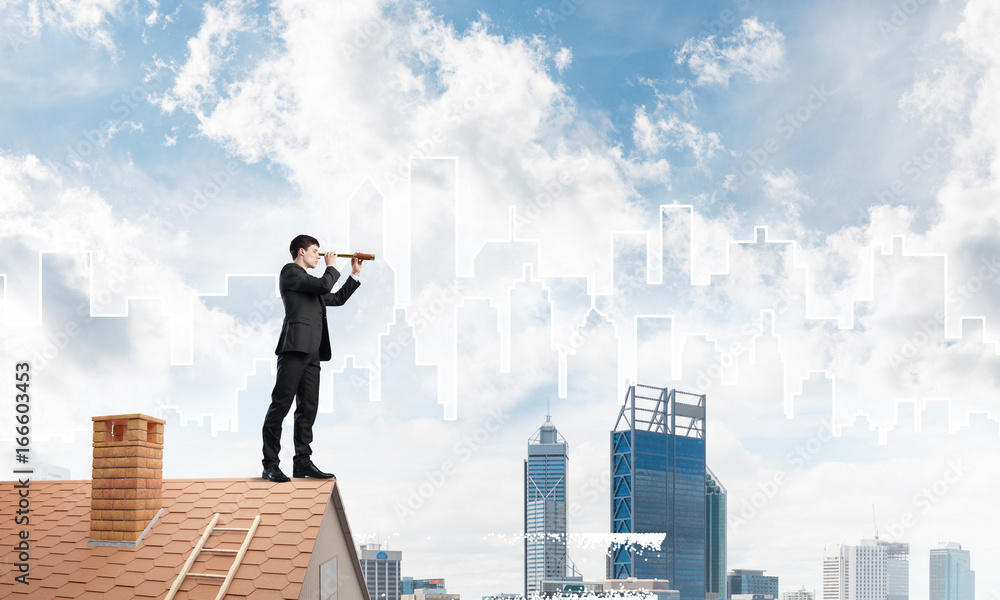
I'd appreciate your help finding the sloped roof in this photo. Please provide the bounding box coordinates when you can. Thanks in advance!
[0,478,369,600]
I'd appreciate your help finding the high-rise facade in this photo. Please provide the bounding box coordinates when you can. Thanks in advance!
[930,543,975,600]
[609,384,707,600]
[883,542,910,600]
[706,469,727,599]
[525,416,571,598]
[728,569,778,598]
[822,541,887,600]
[360,544,402,600]
[823,544,848,600]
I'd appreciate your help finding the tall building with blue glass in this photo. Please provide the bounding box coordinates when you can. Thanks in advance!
[706,468,727,599]
[609,384,707,600]
[525,415,571,598]
[930,543,975,600]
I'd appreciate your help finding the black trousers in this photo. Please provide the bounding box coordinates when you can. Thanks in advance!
[262,351,321,469]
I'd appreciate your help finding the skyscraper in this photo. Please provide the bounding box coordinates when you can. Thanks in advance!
[706,468,727,599]
[882,542,910,600]
[361,544,402,600]
[822,541,886,600]
[930,543,975,600]
[609,384,707,600]
[525,414,574,598]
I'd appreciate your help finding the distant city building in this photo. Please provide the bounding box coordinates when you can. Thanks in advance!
[525,414,580,598]
[782,586,815,600]
[823,541,886,600]
[603,578,681,600]
[481,594,522,600]
[882,542,910,600]
[539,580,605,597]
[360,544,402,600]
[727,569,778,599]
[403,578,447,595]
[706,468,727,599]
[609,384,707,600]
[930,543,975,600]
[535,579,680,600]
[402,592,459,600]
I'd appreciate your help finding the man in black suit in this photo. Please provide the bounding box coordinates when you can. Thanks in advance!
[262,234,362,482]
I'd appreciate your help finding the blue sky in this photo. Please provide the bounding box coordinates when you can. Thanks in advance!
[2,0,999,598]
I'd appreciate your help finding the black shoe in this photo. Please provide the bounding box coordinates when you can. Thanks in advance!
[292,462,334,479]
[262,466,290,483]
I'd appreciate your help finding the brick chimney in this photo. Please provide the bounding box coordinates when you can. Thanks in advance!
[89,413,165,546]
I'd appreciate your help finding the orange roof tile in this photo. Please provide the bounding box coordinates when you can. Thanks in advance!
[0,478,370,600]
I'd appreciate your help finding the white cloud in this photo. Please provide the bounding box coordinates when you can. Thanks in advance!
[675,17,786,86]
[898,66,973,125]
[0,153,49,213]
[619,153,671,185]
[144,0,160,26]
[629,73,722,172]
[2,0,125,55]
[634,77,698,116]
[155,0,255,116]
[760,168,809,238]
[632,105,723,169]
[554,46,572,72]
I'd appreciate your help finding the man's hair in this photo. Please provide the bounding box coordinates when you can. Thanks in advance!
[289,234,320,259]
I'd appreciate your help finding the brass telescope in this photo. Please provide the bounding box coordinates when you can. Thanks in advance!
[318,252,376,261]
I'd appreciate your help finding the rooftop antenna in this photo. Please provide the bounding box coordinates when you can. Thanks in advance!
[545,398,551,423]
[872,504,879,541]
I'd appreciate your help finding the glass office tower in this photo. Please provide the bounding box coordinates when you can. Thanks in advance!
[525,415,570,598]
[706,468,727,599]
[882,542,910,600]
[610,384,707,600]
[930,543,975,600]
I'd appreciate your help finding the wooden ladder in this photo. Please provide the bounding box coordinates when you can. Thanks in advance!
[164,512,262,600]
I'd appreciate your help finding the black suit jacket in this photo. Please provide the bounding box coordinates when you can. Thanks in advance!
[273,263,360,361]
